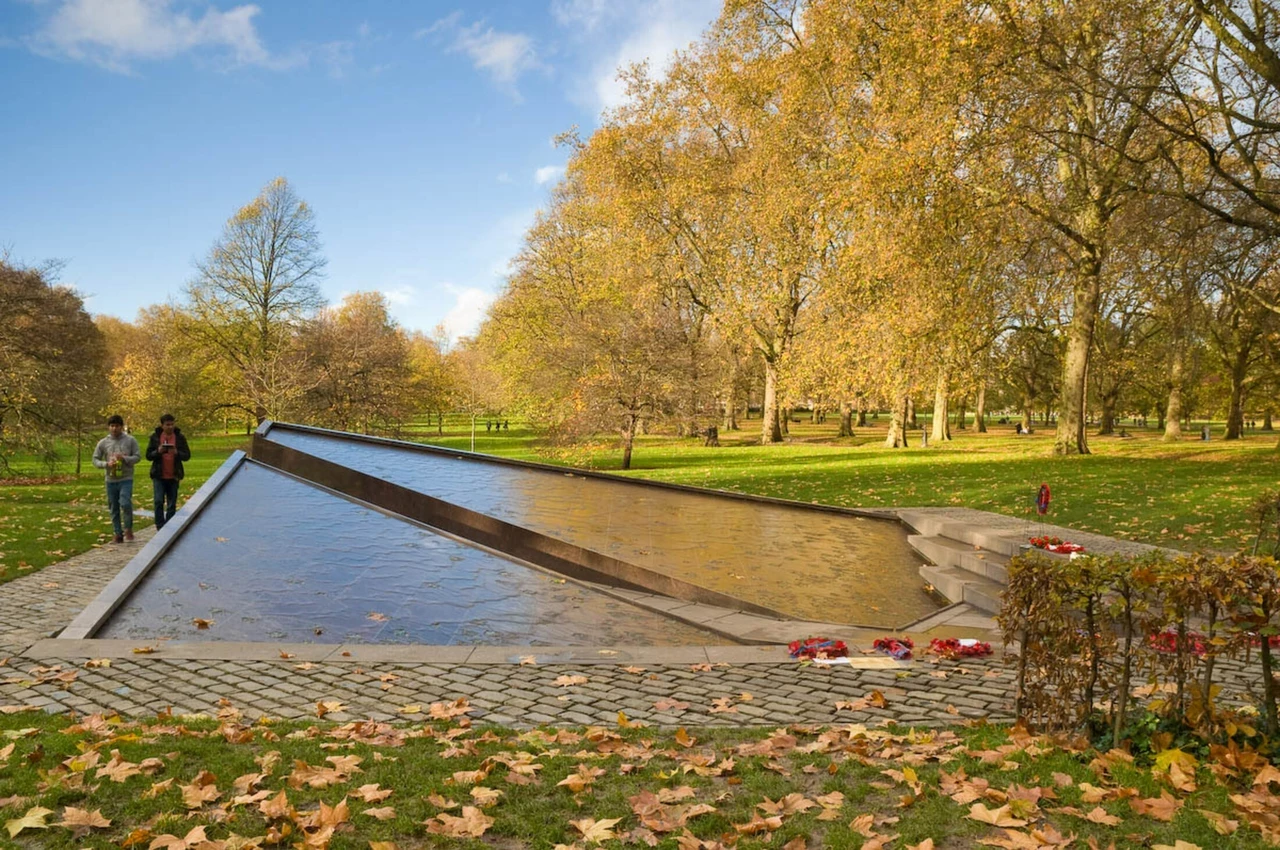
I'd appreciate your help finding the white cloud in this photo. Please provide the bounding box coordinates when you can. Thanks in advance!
[380,285,415,306]
[554,0,720,114]
[30,0,273,71]
[440,284,496,342]
[496,171,512,183]
[418,13,540,95]
[455,24,536,85]
[551,0,611,32]
[534,164,564,185]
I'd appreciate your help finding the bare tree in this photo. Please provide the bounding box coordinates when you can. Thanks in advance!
[185,177,327,423]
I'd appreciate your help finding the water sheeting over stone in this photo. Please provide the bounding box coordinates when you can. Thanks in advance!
[263,427,937,626]
[96,461,726,646]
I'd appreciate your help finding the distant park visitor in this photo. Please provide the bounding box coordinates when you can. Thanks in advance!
[92,414,141,543]
[145,413,191,531]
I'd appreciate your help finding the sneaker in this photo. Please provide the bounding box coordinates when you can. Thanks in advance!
[124,530,135,542]
[112,534,123,544]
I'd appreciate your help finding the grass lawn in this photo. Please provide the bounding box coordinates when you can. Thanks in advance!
[0,434,248,587]
[0,705,1275,849]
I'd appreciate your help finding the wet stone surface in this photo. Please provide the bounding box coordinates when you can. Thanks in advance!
[267,429,938,626]
[95,463,727,646]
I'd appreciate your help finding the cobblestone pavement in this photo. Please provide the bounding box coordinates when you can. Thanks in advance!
[0,533,1020,727]
[2,529,1265,729]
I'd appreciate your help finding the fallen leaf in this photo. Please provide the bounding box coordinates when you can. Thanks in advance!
[734,812,783,835]
[758,793,817,816]
[429,698,472,719]
[554,675,589,687]
[179,771,220,808]
[363,807,397,821]
[95,750,141,782]
[1084,806,1122,826]
[191,618,213,629]
[57,807,112,838]
[1196,809,1238,835]
[147,825,208,849]
[558,764,607,793]
[315,700,347,718]
[259,790,291,820]
[1129,791,1181,822]
[969,803,1028,828]
[142,777,174,799]
[354,784,392,803]
[4,806,53,838]
[572,816,624,844]
[654,698,690,712]
[424,806,493,838]
[471,786,504,807]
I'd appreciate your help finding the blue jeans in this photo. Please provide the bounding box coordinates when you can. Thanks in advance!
[153,478,179,529]
[106,478,134,538]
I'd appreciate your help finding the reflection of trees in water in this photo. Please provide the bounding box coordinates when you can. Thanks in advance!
[269,431,936,625]
[99,463,713,646]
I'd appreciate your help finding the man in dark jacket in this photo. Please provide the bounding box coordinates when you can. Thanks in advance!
[145,413,192,531]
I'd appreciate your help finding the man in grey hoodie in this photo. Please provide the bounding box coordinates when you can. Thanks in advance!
[92,414,141,543]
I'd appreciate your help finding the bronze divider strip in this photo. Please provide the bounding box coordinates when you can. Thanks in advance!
[250,435,788,620]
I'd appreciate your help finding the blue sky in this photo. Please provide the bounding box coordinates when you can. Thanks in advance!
[0,0,720,340]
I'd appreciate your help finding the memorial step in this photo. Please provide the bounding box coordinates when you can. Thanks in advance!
[908,534,1011,583]
[919,564,1006,615]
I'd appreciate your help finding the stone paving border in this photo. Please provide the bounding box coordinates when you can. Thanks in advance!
[1,511,1267,729]
[2,528,1020,727]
